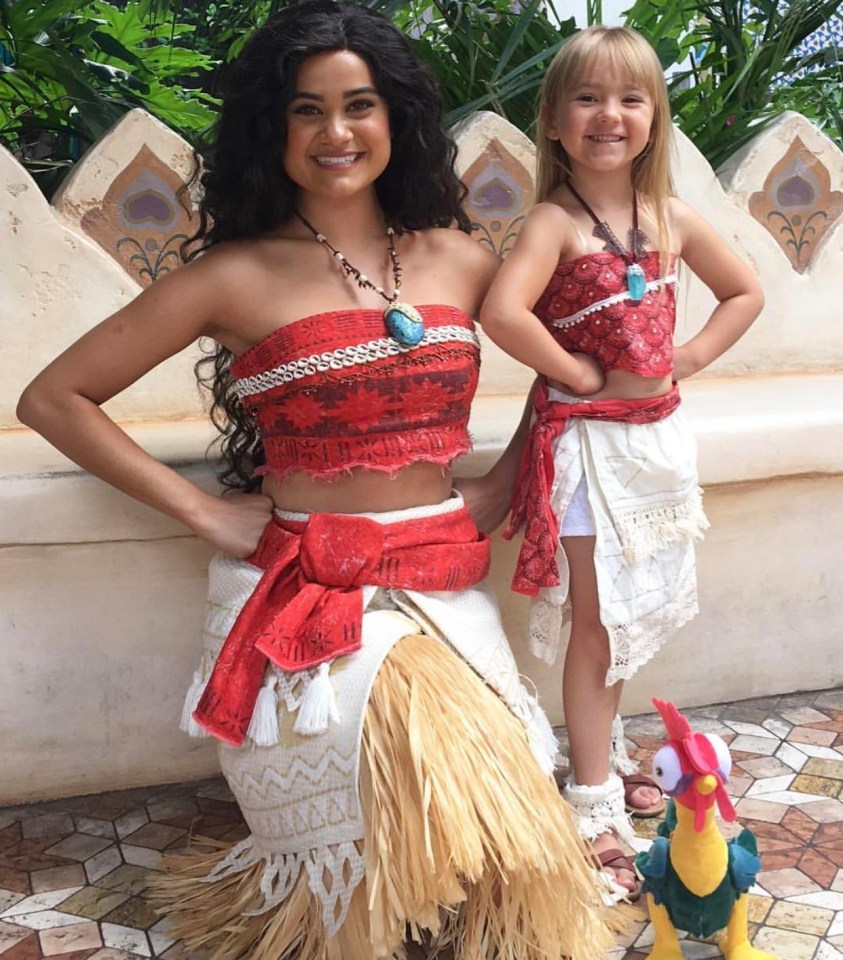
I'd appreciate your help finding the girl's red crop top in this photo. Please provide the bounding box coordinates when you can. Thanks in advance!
[230,304,480,479]
[532,251,678,378]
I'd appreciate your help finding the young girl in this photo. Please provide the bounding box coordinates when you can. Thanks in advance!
[481,25,763,898]
[17,3,614,957]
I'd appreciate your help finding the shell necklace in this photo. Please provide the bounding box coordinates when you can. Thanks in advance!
[296,212,425,346]
[565,181,649,303]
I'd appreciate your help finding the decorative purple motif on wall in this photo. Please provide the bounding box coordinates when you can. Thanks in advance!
[748,136,843,274]
[80,145,198,286]
[462,138,534,258]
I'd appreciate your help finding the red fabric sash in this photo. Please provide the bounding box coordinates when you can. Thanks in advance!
[504,380,681,596]
[194,505,490,745]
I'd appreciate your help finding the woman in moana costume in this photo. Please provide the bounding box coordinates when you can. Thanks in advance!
[18,3,613,958]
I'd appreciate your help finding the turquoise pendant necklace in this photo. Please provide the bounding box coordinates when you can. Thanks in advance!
[565,181,649,303]
[296,213,425,347]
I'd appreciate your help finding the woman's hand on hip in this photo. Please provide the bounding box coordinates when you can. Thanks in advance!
[191,491,275,557]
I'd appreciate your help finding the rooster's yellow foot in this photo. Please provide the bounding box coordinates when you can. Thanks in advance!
[722,899,779,960]
[724,945,778,960]
[648,948,685,960]
[646,898,685,960]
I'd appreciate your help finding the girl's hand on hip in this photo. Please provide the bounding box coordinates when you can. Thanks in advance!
[672,344,699,381]
[191,491,275,557]
[549,352,605,397]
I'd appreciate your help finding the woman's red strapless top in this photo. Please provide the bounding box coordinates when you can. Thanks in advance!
[532,251,678,377]
[230,304,480,479]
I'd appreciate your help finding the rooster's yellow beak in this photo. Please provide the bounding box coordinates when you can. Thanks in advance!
[697,774,718,796]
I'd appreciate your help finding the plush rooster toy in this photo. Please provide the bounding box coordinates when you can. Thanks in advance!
[635,699,778,960]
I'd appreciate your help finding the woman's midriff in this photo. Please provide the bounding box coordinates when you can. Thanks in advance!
[262,460,454,515]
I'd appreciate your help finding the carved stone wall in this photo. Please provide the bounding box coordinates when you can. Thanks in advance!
[3,106,843,802]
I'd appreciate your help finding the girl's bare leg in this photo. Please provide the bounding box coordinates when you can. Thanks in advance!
[561,534,636,891]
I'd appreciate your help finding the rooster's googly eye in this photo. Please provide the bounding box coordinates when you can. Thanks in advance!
[652,745,682,792]
[706,734,732,781]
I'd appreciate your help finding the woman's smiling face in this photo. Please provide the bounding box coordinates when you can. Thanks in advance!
[284,50,391,201]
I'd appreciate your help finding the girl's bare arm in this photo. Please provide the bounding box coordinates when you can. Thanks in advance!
[479,204,604,395]
[671,198,764,379]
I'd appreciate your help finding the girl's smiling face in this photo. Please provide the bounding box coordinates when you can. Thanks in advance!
[284,50,391,201]
[546,58,655,178]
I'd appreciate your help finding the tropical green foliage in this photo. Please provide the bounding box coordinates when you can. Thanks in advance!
[1,0,841,196]
[387,1,575,130]
[0,0,217,193]
[625,0,843,169]
[172,0,576,130]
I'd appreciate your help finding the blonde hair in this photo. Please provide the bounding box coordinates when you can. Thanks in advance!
[536,25,675,255]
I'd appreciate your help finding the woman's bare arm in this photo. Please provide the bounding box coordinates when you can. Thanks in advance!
[17,250,274,555]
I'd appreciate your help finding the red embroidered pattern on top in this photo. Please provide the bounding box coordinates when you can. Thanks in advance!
[532,251,678,378]
[231,305,480,479]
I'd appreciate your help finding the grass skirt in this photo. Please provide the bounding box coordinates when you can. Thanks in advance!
[148,633,614,959]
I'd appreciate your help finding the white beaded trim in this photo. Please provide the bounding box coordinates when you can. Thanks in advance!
[233,324,479,399]
[550,274,678,330]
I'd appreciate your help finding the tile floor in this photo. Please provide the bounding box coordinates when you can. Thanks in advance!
[0,687,842,959]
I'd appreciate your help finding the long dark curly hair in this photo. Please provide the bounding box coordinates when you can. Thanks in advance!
[191,0,470,490]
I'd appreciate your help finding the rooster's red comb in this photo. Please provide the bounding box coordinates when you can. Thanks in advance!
[652,697,692,742]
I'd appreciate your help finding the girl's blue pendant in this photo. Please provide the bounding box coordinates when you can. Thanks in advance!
[385,301,425,346]
[626,262,646,303]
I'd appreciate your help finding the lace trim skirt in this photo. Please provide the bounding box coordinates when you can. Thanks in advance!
[148,501,614,960]
[529,395,709,683]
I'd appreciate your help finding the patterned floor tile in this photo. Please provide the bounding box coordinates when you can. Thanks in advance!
[0,931,42,960]
[94,868,150,898]
[802,798,843,824]
[0,827,23,855]
[5,686,843,959]
[735,797,790,823]
[42,838,111,865]
[118,828,183,853]
[88,950,148,960]
[790,726,839,747]
[5,912,89,932]
[780,706,832,726]
[101,898,158,932]
[1,890,84,920]
[112,813,148,844]
[72,821,116,843]
[738,756,795,778]
[0,892,26,914]
[753,925,819,958]
[57,887,129,921]
[117,849,160,872]
[0,921,32,952]
[20,819,74,843]
[765,897,833,935]
[30,868,86,897]
[792,773,842,798]
[804,758,843,780]
[100,923,151,958]
[38,921,102,956]
[798,847,839,888]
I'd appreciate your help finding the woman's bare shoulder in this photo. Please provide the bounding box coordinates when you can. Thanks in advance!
[420,224,493,257]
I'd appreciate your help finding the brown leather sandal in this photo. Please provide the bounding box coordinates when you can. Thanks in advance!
[622,772,666,818]
[594,847,642,902]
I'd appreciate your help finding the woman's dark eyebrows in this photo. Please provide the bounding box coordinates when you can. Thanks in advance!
[290,86,379,101]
